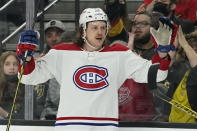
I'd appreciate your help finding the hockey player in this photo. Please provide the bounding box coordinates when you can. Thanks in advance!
[16,8,176,131]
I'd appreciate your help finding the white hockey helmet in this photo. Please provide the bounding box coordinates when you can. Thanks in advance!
[79,8,109,30]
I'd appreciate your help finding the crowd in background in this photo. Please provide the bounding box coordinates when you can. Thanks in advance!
[0,0,197,124]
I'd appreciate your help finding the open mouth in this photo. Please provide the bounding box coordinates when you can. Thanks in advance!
[96,37,103,41]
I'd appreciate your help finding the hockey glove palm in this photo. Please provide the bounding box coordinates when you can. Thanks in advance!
[150,17,178,53]
[16,30,39,61]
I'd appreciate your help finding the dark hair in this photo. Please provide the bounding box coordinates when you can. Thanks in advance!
[73,26,84,48]
[134,11,158,29]
[185,30,197,45]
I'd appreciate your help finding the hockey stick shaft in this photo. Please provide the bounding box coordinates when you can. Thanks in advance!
[148,64,197,119]
[6,63,24,131]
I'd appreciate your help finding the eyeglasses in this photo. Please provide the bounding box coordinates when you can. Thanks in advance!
[132,21,151,28]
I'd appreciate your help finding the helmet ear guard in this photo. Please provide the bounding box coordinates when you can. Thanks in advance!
[79,8,110,30]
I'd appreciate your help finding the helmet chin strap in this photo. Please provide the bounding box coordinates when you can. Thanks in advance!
[82,30,99,50]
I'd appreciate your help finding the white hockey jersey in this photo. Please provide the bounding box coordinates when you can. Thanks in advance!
[20,43,170,131]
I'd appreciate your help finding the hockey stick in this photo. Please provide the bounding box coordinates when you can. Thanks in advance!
[6,1,37,131]
[6,60,25,131]
[147,64,197,119]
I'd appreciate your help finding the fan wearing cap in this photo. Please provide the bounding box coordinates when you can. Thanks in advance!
[16,8,174,131]
[39,19,65,120]
[42,20,66,55]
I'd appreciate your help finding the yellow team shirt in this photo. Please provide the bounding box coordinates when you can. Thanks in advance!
[169,71,196,123]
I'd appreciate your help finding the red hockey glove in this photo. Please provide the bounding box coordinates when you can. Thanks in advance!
[150,17,178,53]
[16,30,39,61]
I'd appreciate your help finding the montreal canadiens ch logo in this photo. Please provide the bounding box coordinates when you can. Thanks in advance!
[73,65,109,91]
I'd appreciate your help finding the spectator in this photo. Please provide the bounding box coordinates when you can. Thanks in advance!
[42,20,66,55]
[0,51,24,119]
[39,20,66,120]
[105,0,159,121]
[104,0,131,45]
[130,11,157,59]
[16,8,173,131]
[140,0,197,23]
[138,0,195,34]
[163,27,197,122]
[105,1,157,58]
[119,12,158,122]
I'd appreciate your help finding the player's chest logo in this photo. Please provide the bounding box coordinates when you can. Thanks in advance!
[73,65,109,91]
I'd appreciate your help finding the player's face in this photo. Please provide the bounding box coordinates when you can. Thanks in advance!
[45,28,63,48]
[4,55,18,75]
[85,21,107,50]
[132,14,151,41]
